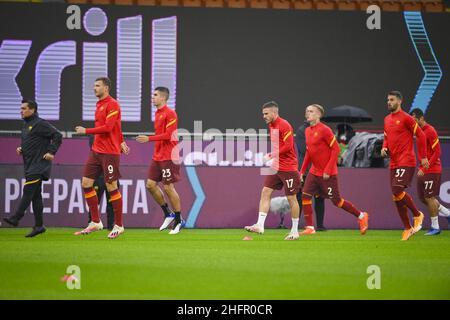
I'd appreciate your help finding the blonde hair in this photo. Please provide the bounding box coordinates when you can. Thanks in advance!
[309,104,324,117]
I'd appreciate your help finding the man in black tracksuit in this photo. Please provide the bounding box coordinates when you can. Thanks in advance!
[3,100,62,237]
[296,120,326,231]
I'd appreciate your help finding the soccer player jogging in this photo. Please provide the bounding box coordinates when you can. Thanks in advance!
[74,77,130,239]
[244,101,301,240]
[410,108,450,235]
[381,91,428,241]
[3,100,62,237]
[299,104,369,235]
[136,87,184,234]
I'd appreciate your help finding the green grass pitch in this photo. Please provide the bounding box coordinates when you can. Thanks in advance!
[0,228,449,300]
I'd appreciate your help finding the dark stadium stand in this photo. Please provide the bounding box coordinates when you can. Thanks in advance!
[0,0,441,12]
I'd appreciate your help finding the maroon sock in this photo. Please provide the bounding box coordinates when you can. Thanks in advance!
[336,199,360,218]
[109,189,123,227]
[395,201,411,229]
[84,187,100,223]
[302,198,314,227]
[398,192,421,217]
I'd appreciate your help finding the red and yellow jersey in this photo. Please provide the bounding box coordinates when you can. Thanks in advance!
[85,95,123,155]
[149,105,179,161]
[268,116,298,172]
[421,123,441,173]
[383,109,426,169]
[300,122,339,176]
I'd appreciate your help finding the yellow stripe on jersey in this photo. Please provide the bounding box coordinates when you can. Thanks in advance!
[337,198,345,208]
[84,190,97,199]
[25,179,40,185]
[282,131,292,142]
[166,119,177,128]
[432,139,439,149]
[106,110,118,119]
[109,194,122,202]
[393,192,406,202]
[329,136,336,147]
[413,123,418,135]
[384,131,387,136]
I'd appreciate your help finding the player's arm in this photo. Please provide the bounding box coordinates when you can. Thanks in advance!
[407,116,428,168]
[37,121,63,160]
[136,117,177,143]
[149,117,177,141]
[324,133,339,178]
[427,132,441,169]
[78,105,120,135]
[299,148,311,180]
[381,125,388,157]
[278,127,294,156]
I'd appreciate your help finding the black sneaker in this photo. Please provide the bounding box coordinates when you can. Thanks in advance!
[316,226,327,232]
[25,226,46,238]
[3,216,19,227]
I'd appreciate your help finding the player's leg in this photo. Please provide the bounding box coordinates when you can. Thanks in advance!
[394,168,423,230]
[26,181,46,238]
[420,173,443,235]
[285,194,300,240]
[163,183,184,234]
[245,173,281,234]
[75,152,106,235]
[3,176,42,227]
[314,196,326,231]
[244,186,274,234]
[102,154,123,239]
[391,167,422,240]
[147,179,175,230]
[147,161,176,230]
[325,176,368,235]
[80,151,102,223]
[300,174,320,235]
[280,171,300,240]
[424,197,440,235]
[105,180,124,239]
[437,200,450,219]
[160,161,183,234]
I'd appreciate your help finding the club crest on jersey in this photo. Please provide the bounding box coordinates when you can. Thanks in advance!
[100,106,105,111]
[314,132,318,137]
[28,126,32,131]
[160,115,163,119]
[396,120,400,125]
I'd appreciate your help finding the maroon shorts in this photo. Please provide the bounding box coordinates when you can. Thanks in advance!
[417,173,441,201]
[303,174,341,201]
[264,171,300,196]
[83,151,121,184]
[148,160,181,184]
[390,167,415,189]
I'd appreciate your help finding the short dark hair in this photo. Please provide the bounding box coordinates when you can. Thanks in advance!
[22,99,38,112]
[388,90,403,101]
[95,77,112,89]
[155,86,170,100]
[262,101,279,110]
[410,108,424,119]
